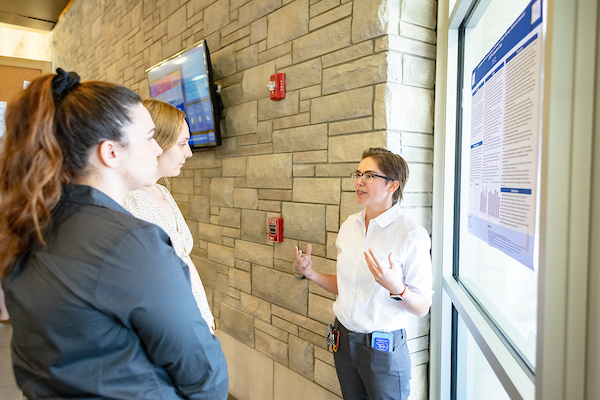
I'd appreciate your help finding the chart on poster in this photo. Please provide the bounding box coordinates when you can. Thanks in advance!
[467,0,543,270]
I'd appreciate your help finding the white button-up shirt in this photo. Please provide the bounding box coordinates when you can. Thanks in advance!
[333,203,433,333]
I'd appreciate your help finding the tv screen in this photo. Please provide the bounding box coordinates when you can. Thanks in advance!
[146,40,221,149]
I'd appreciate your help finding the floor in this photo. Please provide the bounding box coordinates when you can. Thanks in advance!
[0,323,21,400]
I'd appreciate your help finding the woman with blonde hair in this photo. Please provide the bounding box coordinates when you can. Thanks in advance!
[0,69,228,398]
[124,99,215,333]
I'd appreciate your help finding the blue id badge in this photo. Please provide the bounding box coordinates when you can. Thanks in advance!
[371,331,393,352]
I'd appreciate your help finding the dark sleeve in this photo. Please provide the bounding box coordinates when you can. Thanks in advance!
[95,225,228,399]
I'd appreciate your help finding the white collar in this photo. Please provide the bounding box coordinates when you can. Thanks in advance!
[358,202,401,228]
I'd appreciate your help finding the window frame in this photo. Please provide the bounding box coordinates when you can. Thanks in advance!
[429,0,597,399]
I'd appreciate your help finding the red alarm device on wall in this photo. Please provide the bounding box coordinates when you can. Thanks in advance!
[267,73,285,101]
[268,217,283,242]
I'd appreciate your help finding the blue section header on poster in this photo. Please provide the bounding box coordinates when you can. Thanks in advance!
[501,188,532,194]
[506,33,539,63]
[473,82,484,96]
[471,0,542,89]
[485,62,505,83]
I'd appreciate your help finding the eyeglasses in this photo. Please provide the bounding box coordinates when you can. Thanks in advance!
[351,171,393,183]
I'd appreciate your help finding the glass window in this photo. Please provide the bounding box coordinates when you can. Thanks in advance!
[455,312,512,400]
[456,0,541,367]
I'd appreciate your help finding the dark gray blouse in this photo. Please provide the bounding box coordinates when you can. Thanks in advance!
[3,184,228,399]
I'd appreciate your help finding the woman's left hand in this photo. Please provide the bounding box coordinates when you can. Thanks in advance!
[364,249,405,295]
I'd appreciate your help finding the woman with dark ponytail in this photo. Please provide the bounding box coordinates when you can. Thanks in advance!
[0,69,228,399]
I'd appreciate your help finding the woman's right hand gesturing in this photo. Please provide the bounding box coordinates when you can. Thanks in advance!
[294,244,314,280]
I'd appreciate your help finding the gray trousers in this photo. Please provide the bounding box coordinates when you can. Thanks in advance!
[333,320,411,400]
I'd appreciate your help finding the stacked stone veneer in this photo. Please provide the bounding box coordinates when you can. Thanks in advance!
[51,0,436,399]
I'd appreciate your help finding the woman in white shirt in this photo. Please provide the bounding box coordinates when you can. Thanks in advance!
[294,148,433,400]
[124,99,215,334]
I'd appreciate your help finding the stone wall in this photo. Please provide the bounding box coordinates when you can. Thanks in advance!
[50,0,436,399]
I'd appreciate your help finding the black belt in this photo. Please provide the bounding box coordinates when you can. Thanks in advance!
[335,318,405,343]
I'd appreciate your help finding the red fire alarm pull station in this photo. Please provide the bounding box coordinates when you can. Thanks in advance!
[268,217,283,242]
[267,73,285,101]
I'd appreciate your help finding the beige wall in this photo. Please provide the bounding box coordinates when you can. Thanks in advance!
[50,0,436,399]
[585,1,600,397]
[0,24,51,61]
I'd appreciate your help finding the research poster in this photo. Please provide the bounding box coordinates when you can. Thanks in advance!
[467,0,543,270]
[0,101,6,138]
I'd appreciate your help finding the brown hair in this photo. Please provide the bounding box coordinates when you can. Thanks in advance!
[362,147,409,205]
[142,99,185,151]
[0,72,141,277]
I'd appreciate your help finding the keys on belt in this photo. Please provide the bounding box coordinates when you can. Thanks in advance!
[326,324,339,352]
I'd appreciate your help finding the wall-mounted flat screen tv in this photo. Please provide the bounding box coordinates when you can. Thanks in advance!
[146,40,221,149]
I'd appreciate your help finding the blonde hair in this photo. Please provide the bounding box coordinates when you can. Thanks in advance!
[142,99,185,151]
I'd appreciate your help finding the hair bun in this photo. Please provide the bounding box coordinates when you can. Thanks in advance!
[51,68,80,104]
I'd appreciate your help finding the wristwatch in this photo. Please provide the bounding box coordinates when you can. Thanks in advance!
[390,284,408,301]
